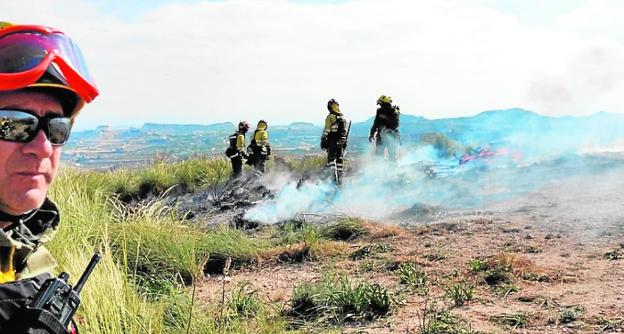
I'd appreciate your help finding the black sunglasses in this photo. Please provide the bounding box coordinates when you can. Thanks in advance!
[0,109,72,146]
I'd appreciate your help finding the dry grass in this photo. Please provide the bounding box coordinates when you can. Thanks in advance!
[362,221,406,240]
[258,241,350,264]
[484,252,542,278]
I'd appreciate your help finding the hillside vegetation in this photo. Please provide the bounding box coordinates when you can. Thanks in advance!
[47,155,360,333]
[48,154,624,333]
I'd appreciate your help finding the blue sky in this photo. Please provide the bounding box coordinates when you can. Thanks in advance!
[91,0,586,23]
[478,0,586,23]
[4,0,623,130]
[92,0,353,19]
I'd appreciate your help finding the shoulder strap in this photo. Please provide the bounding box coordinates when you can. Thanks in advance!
[251,130,260,146]
[330,113,343,126]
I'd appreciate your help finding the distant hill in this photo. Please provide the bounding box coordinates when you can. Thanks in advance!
[65,109,624,168]
[348,108,624,147]
[141,122,235,134]
[73,109,624,146]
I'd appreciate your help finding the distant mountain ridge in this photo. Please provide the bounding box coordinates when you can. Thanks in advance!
[65,109,624,167]
[74,108,624,141]
[141,122,235,133]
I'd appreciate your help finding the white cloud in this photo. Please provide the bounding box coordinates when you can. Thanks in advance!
[3,0,623,130]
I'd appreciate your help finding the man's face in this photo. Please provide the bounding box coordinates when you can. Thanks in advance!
[0,91,63,215]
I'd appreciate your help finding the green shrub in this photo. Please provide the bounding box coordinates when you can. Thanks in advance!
[468,259,484,272]
[290,282,321,319]
[397,262,428,295]
[289,275,396,325]
[228,283,262,318]
[274,155,326,174]
[445,282,475,307]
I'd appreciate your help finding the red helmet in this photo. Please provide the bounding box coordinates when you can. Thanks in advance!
[238,121,250,133]
[0,22,99,117]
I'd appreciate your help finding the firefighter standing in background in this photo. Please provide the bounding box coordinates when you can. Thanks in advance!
[369,95,400,161]
[321,99,348,185]
[247,120,271,177]
[226,121,250,179]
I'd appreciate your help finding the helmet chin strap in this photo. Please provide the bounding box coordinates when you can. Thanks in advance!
[0,209,36,229]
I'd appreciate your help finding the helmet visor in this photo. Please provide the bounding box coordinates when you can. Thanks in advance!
[0,27,98,102]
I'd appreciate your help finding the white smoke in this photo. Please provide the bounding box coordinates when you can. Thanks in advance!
[245,126,624,225]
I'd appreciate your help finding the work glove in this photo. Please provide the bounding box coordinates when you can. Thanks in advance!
[320,138,328,150]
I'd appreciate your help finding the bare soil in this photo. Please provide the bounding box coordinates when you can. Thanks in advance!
[196,156,624,333]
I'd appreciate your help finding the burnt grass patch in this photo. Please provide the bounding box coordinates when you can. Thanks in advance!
[203,254,255,275]
[277,244,312,263]
[232,212,260,230]
[603,248,622,260]
[321,218,367,241]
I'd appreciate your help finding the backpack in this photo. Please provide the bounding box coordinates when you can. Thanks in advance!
[225,132,239,157]
[377,105,400,130]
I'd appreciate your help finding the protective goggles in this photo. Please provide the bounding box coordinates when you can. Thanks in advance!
[0,25,98,102]
[0,109,72,146]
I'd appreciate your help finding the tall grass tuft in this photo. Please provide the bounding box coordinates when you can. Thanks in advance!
[70,156,233,202]
[289,274,396,325]
[46,166,277,333]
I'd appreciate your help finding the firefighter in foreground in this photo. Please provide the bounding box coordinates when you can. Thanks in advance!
[0,22,99,332]
[321,99,348,185]
[226,121,250,180]
[246,120,271,177]
[369,95,400,161]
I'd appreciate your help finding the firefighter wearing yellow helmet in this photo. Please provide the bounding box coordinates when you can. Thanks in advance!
[246,120,271,176]
[369,95,400,161]
[321,99,348,185]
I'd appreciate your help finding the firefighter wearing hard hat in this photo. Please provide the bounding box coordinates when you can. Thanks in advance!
[0,22,99,332]
[369,95,400,161]
[246,120,271,177]
[226,121,250,179]
[321,99,348,185]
